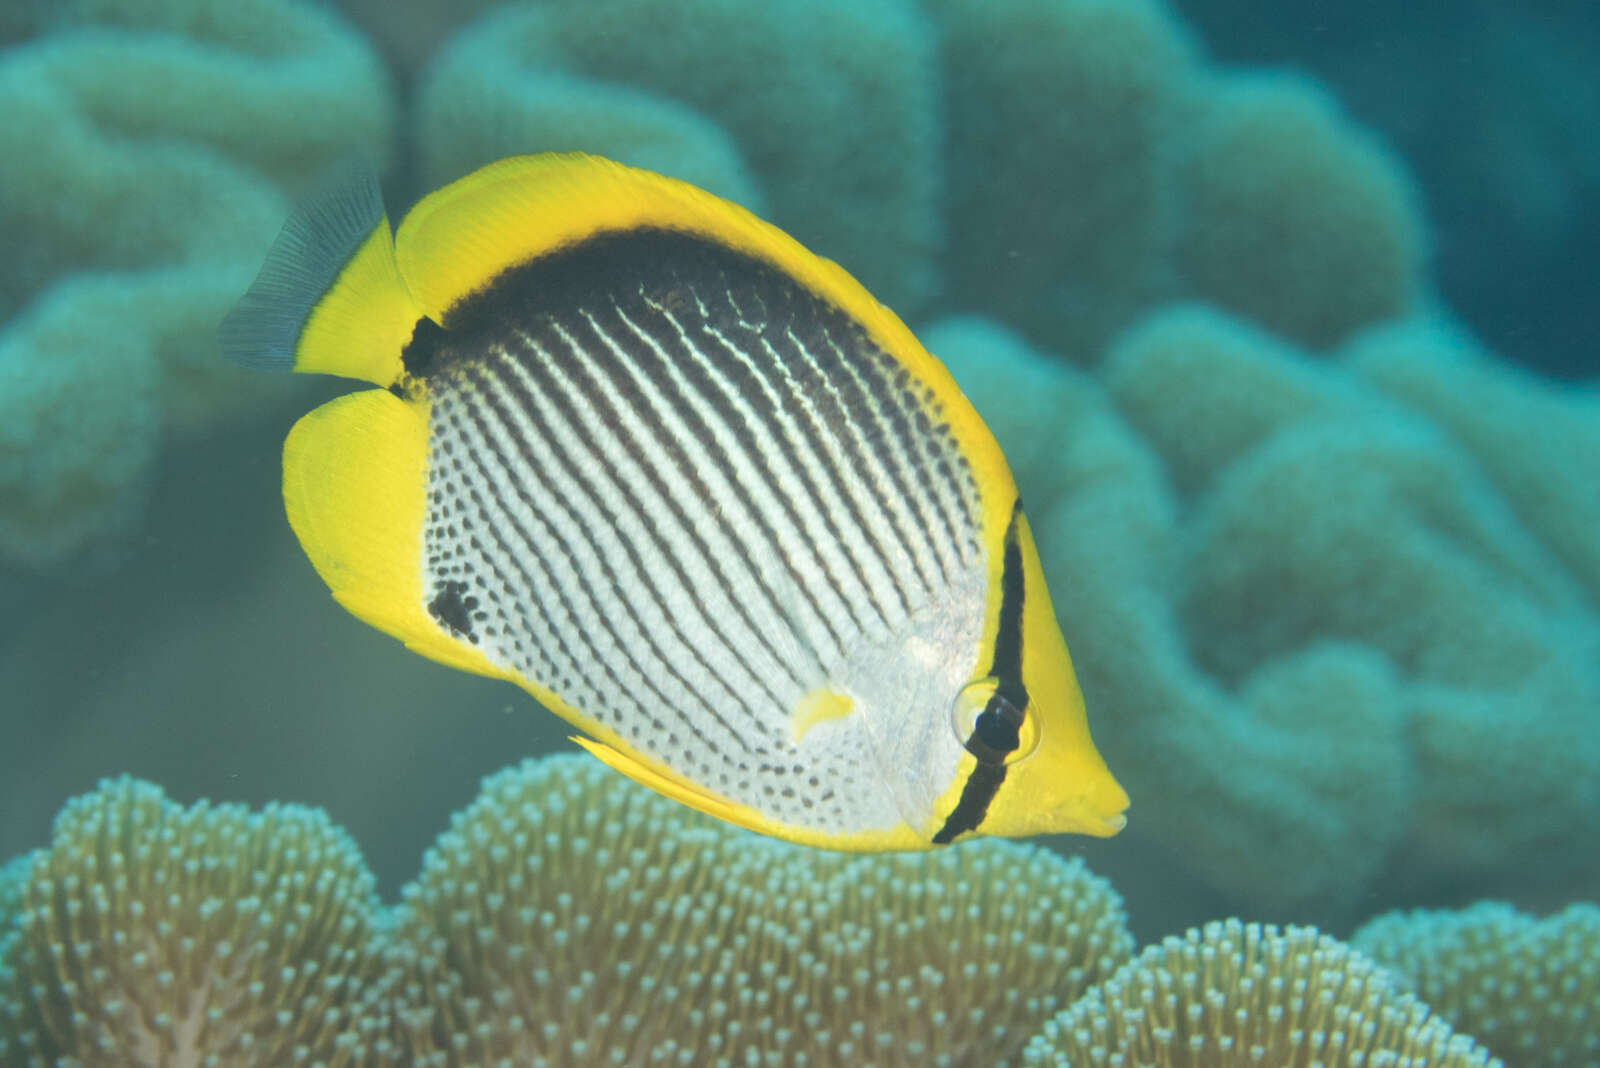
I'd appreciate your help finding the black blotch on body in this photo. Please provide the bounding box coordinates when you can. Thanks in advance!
[428,578,479,643]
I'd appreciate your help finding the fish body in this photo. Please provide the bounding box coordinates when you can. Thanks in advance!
[221,154,1127,849]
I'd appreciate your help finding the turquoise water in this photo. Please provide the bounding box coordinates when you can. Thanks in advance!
[1,0,1596,1062]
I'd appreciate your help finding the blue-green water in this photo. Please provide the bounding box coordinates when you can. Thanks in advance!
[1,0,1596,1062]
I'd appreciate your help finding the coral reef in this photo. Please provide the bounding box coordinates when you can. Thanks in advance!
[928,0,1422,360]
[1354,902,1600,1067]
[1,0,1593,1013]
[1172,72,1423,349]
[414,0,941,315]
[386,754,1134,1067]
[413,0,1423,360]
[926,309,1600,917]
[1175,1,1599,379]
[0,0,392,566]
[0,777,389,1066]
[0,278,162,566]
[931,0,1195,359]
[1021,918,1499,1066]
[3,758,1590,1066]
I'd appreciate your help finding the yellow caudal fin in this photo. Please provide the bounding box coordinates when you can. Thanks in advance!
[220,166,421,387]
[281,387,509,681]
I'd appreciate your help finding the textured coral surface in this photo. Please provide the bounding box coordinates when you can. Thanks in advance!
[1,4,1595,1048]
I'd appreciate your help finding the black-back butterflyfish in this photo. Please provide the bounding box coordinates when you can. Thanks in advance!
[220,153,1128,850]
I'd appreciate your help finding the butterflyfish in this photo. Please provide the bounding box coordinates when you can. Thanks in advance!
[220,153,1128,850]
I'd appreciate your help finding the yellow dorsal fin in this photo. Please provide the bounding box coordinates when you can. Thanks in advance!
[395,154,890,347]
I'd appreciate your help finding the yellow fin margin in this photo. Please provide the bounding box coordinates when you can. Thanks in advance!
[282,388,511,680]
[294,220,420,386]
[571,736,928,852]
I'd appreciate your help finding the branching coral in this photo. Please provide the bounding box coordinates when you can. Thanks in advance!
[0,0,392,566]
[1022,919,1500,1066]
[385,753,1134,1067]
[0,777,391,1066]
[1353,902,1600,1067]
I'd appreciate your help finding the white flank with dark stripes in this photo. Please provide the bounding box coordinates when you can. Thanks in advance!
[420,258,988,835]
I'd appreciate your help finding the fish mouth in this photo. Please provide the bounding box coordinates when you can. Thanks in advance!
[1086,809,1129,837]
[1068,779,1130,838]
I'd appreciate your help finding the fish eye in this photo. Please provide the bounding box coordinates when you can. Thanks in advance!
[950,677,1040,767]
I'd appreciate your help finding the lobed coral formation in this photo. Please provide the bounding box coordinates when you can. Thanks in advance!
[413,0,1422,364]
[1174,2,1599,380]
[386,754,1134,1067]
[0,777,390,1066]
[1172,72,1423,349]
[926,309,1600,918]
[0,756,1141,1067]
[415,0,942,316]
[0,0,391,566]
[1021,918,1500,1066]
[3,759,1590,1066]
[930,0,1195,359]
[1353,902,1600,1067]
[2,0,1592,1011]
[1024,920,1497,1061]
[926,0,1422,361]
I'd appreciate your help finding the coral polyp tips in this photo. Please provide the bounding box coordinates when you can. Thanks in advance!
[227,151,1127,850]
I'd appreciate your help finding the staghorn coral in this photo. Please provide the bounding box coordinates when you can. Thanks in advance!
[385,753,1134,1067]
[1022,918,1500,1067]
[414,0,941,315]
[1353,902,1600,1067]
[927,308,1600,919]
[0,0,391,566]
[0,777,391,1066]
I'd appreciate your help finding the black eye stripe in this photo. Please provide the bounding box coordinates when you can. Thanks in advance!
[932,501,1028,845]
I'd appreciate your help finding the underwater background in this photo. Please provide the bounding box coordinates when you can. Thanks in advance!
[1,0,1596,1063]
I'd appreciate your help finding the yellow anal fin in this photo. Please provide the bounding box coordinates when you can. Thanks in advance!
[570,735,757,828]
[221,167,420,387]
[570,735,926,853]
[282,388,507,681]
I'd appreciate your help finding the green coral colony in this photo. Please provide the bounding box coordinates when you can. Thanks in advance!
[2,0,1597,1065]
[8,758,1573,1067]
